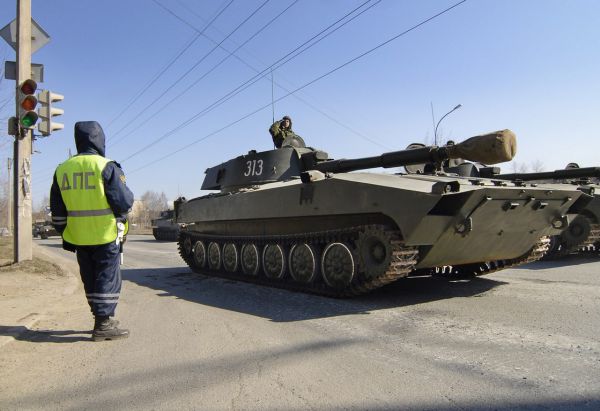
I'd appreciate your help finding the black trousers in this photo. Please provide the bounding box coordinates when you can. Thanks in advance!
[76,241,121,317]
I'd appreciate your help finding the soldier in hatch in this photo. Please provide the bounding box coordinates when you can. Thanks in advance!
[269,115,296,148]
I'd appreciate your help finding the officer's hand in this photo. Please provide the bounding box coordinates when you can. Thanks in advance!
[116,222,126,245]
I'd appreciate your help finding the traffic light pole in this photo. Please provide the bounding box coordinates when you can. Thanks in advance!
[7,158,12,235]
[14,0,32,262]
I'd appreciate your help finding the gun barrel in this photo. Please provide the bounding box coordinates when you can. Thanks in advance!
[497,167,600,181]
[311,129,516,174]
[313,146,448,173]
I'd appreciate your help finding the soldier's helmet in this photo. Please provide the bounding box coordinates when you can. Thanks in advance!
[281,115,292,129]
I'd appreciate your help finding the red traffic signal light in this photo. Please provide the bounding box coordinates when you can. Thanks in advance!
[20,79,37,95]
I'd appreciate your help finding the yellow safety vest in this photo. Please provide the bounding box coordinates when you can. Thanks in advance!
[55,155,117,245]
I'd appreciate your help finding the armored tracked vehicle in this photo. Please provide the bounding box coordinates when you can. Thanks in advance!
[151,210,180,241]
[33,220,59,239]
[495,167,600,258]
[407,152,600,260]
[175,130,589,296]
[406,150,600,260]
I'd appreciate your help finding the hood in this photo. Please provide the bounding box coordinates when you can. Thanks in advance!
[74,121,106,156]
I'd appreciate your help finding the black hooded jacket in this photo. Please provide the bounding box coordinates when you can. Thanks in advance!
[50,121,134,237]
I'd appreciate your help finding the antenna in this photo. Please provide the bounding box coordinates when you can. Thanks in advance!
[430,102,436,145]
[271,68,275,123]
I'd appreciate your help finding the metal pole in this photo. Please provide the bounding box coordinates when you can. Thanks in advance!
[430,102,436,146]
[434,104,462,147]
[7,158,12,235]
[14,0,33,262]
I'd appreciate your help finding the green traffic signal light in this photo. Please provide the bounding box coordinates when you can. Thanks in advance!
[20,111,39,128]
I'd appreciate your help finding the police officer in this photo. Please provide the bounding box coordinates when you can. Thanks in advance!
[50,121,134,342]
[269,115,296,148]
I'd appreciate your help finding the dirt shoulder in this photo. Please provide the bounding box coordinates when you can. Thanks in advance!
[0,237,80,348]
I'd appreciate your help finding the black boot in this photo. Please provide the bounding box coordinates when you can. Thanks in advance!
[92,316,129,342]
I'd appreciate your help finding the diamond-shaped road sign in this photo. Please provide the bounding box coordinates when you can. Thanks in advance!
[0,18,50,54]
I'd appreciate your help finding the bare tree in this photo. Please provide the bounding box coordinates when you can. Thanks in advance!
[530,159,545,172]
[141,191,168,211]
[135,191,169,228]
[32,195,49,222]
[510,161,529,173]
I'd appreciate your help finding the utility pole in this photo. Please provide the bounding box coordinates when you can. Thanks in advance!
[7,158,12,235]
[14,0,33,262]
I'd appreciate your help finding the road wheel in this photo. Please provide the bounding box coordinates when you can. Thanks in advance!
[262,244,286,279]
[241,244,260,276]
[357,228,393,280]
[321,242,355,289]
[289,243,317,283]
[208,242,221,270]
[192,241,207,268]
[182,236,192,256]
[223,243,239,272]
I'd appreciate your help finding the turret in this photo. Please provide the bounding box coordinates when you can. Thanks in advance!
[201,130,517,191]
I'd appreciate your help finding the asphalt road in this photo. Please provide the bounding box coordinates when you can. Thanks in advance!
[1,235,599,410]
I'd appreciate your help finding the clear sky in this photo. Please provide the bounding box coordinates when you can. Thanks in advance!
[1,0,599,209]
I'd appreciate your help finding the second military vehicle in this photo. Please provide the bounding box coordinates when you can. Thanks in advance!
[404,148,600,260]
[151,210,180,241]
[33,220,59,239]
[175,130,590,296]
[495,166,600,258]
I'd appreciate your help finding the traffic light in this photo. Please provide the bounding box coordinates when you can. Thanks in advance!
[17,79,39,129]
[37,89,64,136]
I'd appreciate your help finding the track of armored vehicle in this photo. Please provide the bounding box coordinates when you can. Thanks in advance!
[153,228,179,242]
[544,217,600,259]
[151,210,180,241]
[421,236,551,278]
[178,224,419,297]
[178,228,558,296]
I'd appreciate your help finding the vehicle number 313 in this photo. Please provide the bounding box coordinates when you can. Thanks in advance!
[244,159,264,176]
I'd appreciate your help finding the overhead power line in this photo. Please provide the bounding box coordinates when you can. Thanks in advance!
[108,0,270,146]
[105,0,235,133]
[118,0,379,162]
[108,0,301,151]
[125,0,468,174]
[31,0,377,188]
